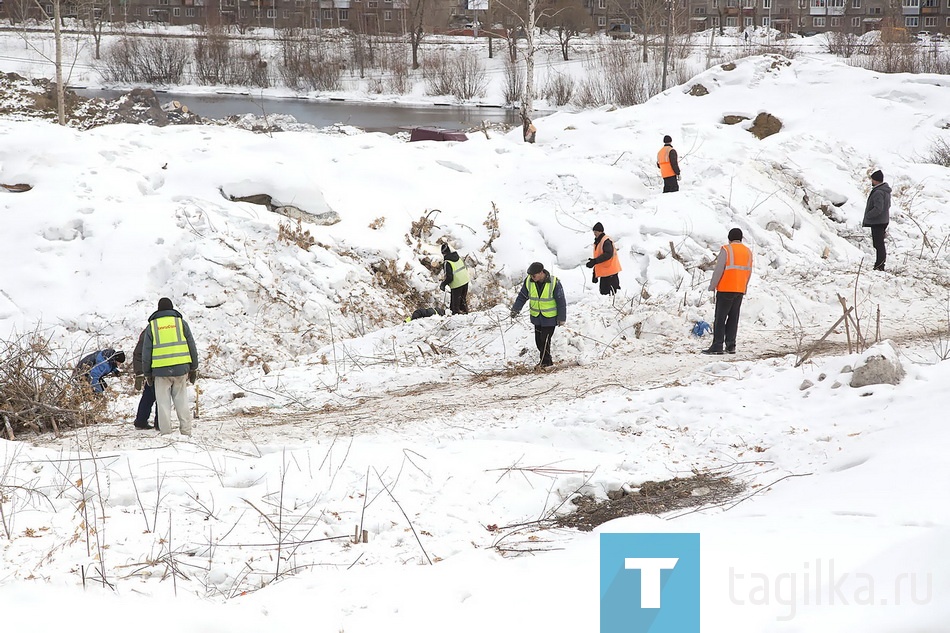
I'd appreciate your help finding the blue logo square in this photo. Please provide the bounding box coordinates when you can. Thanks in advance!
[600,532,701,633]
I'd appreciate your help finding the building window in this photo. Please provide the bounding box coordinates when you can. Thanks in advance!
[924,16,936,25]
[173,6,180,15]
[225,0,235,5]
[322,8,332,18]
[712,15,720,26]
[798,0,806,8]
[599,0,606,8]
[813,16,825,25]
[905,16,919,26]
[743,0,754,8]
[744,16,753,25]
[726,16,737,25]
[240,8,248,17]
[851,16,860,25]
[598,15,607,26]
[159,0,169,4]
[339,8,348,19]
[44,3,52,13]
[368,0,378,6]
[762,0,771,7]
[383,9,391,19]
[267,8,276,17]
[762,17,770,26]
[902,0,919,7]
[851,0,860,6]
[712,0,719,6]
[133,6,141,15]
[830,16,840,24]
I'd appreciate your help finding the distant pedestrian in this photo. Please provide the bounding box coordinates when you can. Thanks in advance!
[75,348,125,394]
[863,169,891,271]
[132,325,158,430]
[657,135,680,193]
[439,243,470,314]
[142,297,199,437]
[703,228,753,355]
[522,111,537,144]
[510,262,567,368]
[585,222,622,295]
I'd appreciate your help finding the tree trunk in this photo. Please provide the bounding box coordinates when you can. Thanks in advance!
[521,0,536,124]
[54,0,65,126]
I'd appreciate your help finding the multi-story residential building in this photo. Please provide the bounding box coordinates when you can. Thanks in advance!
[1,0,946,34]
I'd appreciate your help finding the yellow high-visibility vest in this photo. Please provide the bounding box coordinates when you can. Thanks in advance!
[527,276,558,318]
[448,259,470,289]
[149,316,193,369]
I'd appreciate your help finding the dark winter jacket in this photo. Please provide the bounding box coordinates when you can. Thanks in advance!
[442,251,461,287]
[589,234,615,266]
[863,182,891,227]
[132,327,148,376]
[76,348,121,393]
[510,270,567,328]
[142,309,199,379]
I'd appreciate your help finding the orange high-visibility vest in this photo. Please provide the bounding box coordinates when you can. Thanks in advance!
[657,146,676,178]
[592,235,622,278]
[717,243,753,293]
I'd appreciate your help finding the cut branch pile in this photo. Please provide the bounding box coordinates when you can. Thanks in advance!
[0,329,107,439]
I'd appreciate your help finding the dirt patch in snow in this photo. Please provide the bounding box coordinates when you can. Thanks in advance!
[556,472,745,531]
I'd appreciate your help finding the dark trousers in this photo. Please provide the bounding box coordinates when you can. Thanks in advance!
[134,383,158,426]
[711,292,744,352]
[534,325,556,366]
[662,176,679,193]
[450,284,469,314]
[870,223,887,270]
[599,274,621,295]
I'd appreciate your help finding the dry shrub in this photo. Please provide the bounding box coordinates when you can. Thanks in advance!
[0,329,108,438]
[503,59,524,106]
[277,30,344,91]
[422,49,487,101]
[278,218,315,250]
[543,71,575,107]
[195,31,270,88]
[98,35,190,84]
[926,137,950,168]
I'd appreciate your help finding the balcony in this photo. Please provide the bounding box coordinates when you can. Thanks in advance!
[809,6,827,15]
[902,5,920,14]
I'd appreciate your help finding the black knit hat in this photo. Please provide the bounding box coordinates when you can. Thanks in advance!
[157,297,174,311]
[527,262,544,275]
[113,351,126,364]
[728,228,743,242]
[663,135,672,144]
[870,169,884,182]
[441,243,451,255]
[592,222,604,232]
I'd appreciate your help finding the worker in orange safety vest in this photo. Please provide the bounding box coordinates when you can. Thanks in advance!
[585,222,622,295]
[657,135,681,193]
[703,228,753,355]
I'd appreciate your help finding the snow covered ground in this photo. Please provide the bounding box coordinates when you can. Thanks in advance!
[1,50,949,631]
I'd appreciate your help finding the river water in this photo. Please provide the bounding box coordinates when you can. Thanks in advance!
[74,89,525,134]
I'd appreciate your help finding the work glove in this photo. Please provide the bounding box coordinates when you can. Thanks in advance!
[592,272,598,284]
[439,282,447,291]
[188,370,198,385]
[145,375,154,387]
[585,259,595,269]
[134,375,143,391]
[510,310,518,321]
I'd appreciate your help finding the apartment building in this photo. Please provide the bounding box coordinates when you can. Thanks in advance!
[4,0,946,35]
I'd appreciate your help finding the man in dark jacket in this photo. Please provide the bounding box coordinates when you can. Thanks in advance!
[75,348,125,394]
[142,297,199,436]
[510,262,567,368]
[132,326,159,430]
[863,169,892,271]
[439,243,470,315]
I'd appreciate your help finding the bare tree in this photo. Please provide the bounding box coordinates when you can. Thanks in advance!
[543,0,590,61]
[77,0,110,59]
[406,0,432,70]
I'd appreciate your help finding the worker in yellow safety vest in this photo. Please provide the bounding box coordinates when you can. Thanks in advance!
[439,242,470,314]
[657,135,681,193]
[509,262,567,368]
[703,228,753,355]
[142,297,199,436]
[585,221,622,296]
